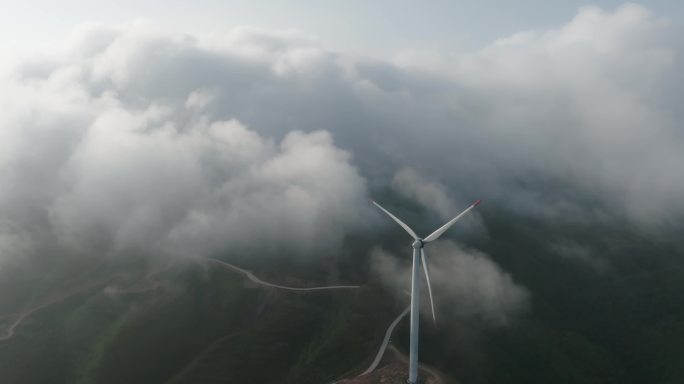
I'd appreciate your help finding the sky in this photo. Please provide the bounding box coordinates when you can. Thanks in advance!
[2,1,684,323]
[2,1,682,56]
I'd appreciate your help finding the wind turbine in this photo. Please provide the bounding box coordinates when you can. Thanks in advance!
[371,198,481,384]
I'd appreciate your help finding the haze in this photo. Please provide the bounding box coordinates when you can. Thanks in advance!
[1,2,684,383]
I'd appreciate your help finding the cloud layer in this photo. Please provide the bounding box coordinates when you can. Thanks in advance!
[1,5,682,276]
[391,4,684,223]
[0,26,372,262]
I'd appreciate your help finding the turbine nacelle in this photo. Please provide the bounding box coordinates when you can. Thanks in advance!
[412,239,424,249]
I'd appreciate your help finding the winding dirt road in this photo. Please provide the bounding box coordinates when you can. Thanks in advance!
[389,345,445,384]
[1,259,357,342]
[358,305,410,376]
[209,258,360,291]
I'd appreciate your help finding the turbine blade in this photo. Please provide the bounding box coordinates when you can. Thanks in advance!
[421,248,436,325]
[423,199,481,243]
[371,200,419,240]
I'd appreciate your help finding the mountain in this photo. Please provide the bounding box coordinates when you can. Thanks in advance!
[2,206,684,384]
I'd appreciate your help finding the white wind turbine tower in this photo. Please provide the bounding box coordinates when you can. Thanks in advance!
[371,198,481,384]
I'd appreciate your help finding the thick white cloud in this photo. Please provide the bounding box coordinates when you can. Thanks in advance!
[393,4,684,222]
[49,112,367,257]
[1,4,682,271]
[0,25,370,261]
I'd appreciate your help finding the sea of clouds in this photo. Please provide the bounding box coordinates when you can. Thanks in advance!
[1,4,681,323]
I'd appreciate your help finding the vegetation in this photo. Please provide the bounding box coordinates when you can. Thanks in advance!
[2,206,684,383]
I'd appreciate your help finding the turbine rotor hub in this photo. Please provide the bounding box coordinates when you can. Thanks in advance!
[412,239,423,249]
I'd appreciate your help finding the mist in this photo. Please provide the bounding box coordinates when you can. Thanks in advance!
[371,241,529,327]
[0,4,683,327]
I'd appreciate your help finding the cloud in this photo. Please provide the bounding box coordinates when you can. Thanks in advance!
[0,25,371,262]
[0,221,33,268]
[389,167,486,239]
[392,4,684,223]
[49,114,367,258]
[392,167,457,220]
[548,240,610,272]
[371,241,529,326]
[1,3,683,271]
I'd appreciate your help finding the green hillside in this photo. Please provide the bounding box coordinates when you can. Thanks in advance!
[0,259,396,384]
[2,209,684,384]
